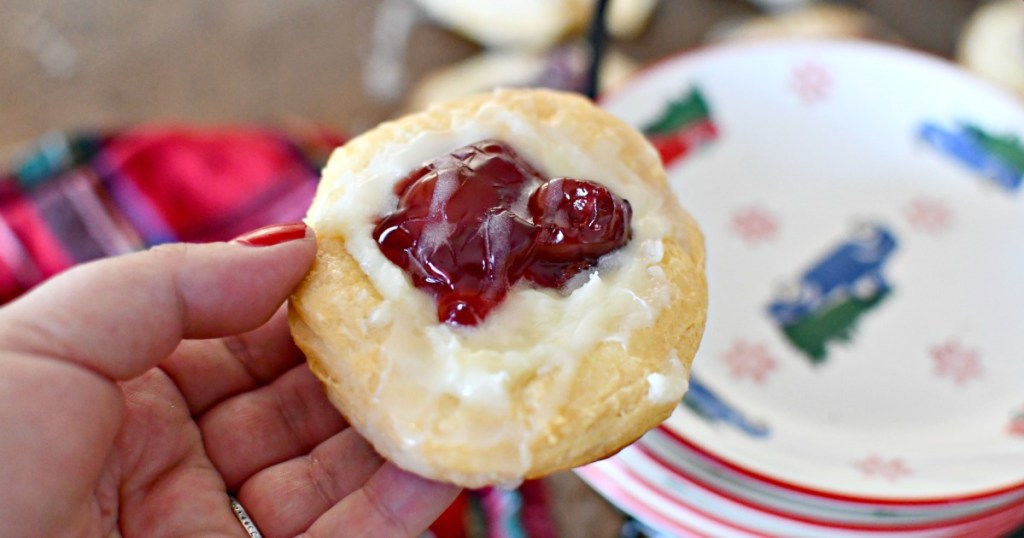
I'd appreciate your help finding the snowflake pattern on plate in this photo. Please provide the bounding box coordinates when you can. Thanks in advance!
[722,341,778,384]
[1009,404,1024,437]
[790,61,832,105]
[731,205,779,245]
[930,339,982,386]
[854,454,912,481]
[905,197,954,235]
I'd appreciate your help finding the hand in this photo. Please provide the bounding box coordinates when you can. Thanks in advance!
[0,223,459,537]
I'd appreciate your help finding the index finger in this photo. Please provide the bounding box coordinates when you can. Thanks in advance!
[0,224,315,380]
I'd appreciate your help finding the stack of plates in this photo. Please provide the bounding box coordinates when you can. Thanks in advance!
[578,41,1024,537]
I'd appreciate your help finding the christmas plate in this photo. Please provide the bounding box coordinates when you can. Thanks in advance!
[639,427,1024,525]
[600,40,1024,501]
[578,438,1024,538]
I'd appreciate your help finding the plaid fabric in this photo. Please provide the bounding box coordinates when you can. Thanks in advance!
[0,124,343,303]
[430,482,559,538]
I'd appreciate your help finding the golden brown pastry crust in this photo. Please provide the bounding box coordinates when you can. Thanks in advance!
[289,89,707,487]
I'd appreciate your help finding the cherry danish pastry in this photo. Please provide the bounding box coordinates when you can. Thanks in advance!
[289,89,707,487]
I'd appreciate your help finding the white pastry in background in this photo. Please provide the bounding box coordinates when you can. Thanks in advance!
[706,4,901,44]
[606,0,660,39]
[411,0,659,50]
[404,45,637,112]
[957,0,1024,96]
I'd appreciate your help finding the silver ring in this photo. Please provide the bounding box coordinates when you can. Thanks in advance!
[229,496,264,538]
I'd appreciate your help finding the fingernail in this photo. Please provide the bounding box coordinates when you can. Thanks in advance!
[231,222,311,247]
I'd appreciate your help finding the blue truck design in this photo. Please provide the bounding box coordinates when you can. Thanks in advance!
[919,122,1024,193]
[767,224,898,362]
[682,376,770,438]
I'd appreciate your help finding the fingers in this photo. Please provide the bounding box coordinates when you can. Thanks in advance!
[205,365,459,538]
[304,463,460,538]
[200,365,347,489]
[237,429,384,537]
[162,306,306,415]
[238,428,460,538]
[0,224,315,380]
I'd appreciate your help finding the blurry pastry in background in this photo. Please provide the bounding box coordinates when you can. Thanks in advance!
[605,0,661,40]
[957,0,1024,96]
[705,4,901,44]
[741,0,814,12]
[411,0,583,50]
[405,45,637,112]
[410,0,659,50]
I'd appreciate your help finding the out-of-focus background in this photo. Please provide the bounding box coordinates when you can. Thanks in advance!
[1,1,1020,536]
[0,0,998,163]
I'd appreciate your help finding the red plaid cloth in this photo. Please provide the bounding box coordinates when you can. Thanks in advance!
[0,124,342,303]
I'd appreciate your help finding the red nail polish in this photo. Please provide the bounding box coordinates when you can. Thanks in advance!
[232,222,310,247]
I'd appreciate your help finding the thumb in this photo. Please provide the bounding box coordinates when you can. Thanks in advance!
[0,222,316,380]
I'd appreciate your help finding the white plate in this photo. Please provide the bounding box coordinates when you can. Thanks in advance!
[601,40,1024,501]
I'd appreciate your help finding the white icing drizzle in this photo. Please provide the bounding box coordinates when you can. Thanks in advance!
[647,351,689,404]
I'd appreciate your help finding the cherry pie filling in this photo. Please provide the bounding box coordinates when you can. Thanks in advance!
[373,140,632,326]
